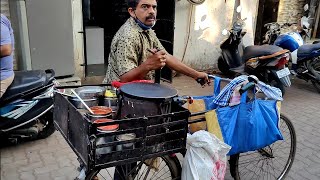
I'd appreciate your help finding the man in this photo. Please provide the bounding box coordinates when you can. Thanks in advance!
[0,14,14,98]
[103,0,209,84]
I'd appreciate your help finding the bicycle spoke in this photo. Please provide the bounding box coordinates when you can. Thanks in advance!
[137,163,150,180]
[151,169,171,179]
[116,166,126,180]
[149,160,170,179]
[235,115,296,180]
[98,172,108,180]
[142,159,156,180]
[149,159,166,179]
[105,169,113,179]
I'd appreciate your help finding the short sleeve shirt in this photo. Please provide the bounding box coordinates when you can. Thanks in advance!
[103,17,165,83]
[0,14,14,81]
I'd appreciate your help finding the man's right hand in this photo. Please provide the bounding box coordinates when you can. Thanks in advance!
[142,49,167,71]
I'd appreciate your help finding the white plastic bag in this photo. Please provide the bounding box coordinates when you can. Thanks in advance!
[182,130,231,180]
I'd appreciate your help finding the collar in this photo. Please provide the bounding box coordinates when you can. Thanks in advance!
[129,17,152,33]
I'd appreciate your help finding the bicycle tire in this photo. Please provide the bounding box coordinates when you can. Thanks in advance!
[85,155,181,180]
[230,114,296,180]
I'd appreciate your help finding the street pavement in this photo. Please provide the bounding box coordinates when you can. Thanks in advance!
[1,75,320,180]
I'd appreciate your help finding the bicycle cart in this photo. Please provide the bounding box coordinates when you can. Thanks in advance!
[54,83,189,180]
[188,75,297,180]
[53,75,296,180]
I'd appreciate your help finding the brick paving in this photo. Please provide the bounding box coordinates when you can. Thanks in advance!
[1,75,320,180]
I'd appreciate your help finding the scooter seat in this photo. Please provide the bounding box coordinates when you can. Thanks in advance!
[243,45,283,61]
[1,70,48,100]
[297,43,320,59]
[230,64,245,73]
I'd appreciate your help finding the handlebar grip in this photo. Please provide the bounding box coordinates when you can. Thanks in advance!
[196,75,217,85]
[45,69,55,83]
[239,82,255,94]
[196,78,206,86]
[155,69,161,84]
[45,69,55,77]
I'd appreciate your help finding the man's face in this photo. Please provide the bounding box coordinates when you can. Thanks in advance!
[129,0,157,26]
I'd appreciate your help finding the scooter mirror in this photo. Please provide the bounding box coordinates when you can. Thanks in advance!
[304,4,309,11]
[236,6,242,13]
[222,29,228,35]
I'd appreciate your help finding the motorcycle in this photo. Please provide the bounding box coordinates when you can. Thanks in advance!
[299,4,312,42]
[0,69,57,145]
[263,3,311,44]
[217,6,291,95]
[274,33,320,93]
[263,15,320,93]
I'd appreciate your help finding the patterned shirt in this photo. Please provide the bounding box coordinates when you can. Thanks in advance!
[103,17,165,83]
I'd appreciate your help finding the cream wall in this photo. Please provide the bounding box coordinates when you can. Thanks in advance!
[277,0,305,24]
[71,0,85,78]
[173,0,259,70]
[70,0,259,76]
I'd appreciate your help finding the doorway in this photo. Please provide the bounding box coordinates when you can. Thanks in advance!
[254,0,280,45]
[82,0,175,81]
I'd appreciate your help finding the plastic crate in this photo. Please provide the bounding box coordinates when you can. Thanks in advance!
[53,92,189,170]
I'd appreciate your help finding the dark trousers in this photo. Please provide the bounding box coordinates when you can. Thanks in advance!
[114,162,137,180]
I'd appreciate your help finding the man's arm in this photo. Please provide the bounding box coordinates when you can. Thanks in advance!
[0,44,12,58]
[0,23,13,58]
[165,54,208,80]
[153,35,208,83]
[119,49,167,82]
[119,63,150,82]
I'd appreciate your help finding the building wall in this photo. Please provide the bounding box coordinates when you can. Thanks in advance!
[277,0,306,24]
[7,0,259,76]
[173,0,259,71]
[72,0,259,74]
[71,0,85,78]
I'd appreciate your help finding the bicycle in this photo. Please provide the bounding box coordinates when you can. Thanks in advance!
[82,114,296,180]
[54,75,296,180]
[188,75,297,180]
[54,83,187,180]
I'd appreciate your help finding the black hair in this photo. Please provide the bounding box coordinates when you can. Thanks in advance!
[127,0,158,9]
[127,0,140,9]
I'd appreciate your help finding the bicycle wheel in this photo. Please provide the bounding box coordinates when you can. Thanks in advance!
[230,114,296,180]
[85,155,181,180]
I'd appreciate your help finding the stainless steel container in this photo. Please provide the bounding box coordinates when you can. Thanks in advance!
[94,119,119,155]
[116,133,136,151]
[103,97,118,111]
[86,106,113,121]
[86,113,112,121]
[75,86,105,98]
[69,98,98,109]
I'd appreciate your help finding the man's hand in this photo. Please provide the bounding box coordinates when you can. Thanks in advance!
[0,44,12,58]
[142,49,167,71]
[195,72,210,86]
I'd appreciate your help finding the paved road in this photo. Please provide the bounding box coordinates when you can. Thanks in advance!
[1,75,320,180]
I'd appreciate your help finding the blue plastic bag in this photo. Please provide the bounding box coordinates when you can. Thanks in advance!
[216,92,283,155]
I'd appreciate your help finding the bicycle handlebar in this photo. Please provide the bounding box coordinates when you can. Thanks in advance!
[196,75,232,86]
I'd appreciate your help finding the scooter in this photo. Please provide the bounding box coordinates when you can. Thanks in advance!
[0,69,57,145]
[217,6,291,95]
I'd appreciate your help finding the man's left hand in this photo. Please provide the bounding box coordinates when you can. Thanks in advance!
[195,72,210,86]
